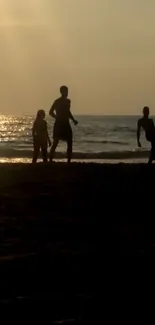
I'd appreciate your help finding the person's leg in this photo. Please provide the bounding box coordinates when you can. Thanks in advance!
[50,139,59,162]
[41,144,48,163]
[67,137,73,163]
[32,141,40,163]
[148,142,154,164]
[148,150,153,164]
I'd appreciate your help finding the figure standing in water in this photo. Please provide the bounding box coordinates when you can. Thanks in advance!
[49,86,78,163]
[32,110,51,163]
[137,106,155,164]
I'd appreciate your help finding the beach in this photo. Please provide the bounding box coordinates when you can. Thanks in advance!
[0,162,155,321]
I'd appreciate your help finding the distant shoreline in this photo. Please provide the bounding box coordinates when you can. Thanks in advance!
[1,113,155,117]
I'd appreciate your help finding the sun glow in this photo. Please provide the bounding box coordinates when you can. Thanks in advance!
[0,1,71,114]
[1,1,155,115]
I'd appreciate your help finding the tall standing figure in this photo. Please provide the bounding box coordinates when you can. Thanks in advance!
[49,86,78,163]
[137,106,155,164]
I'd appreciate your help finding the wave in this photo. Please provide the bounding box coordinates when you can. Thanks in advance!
[112,127,136,134]
[83,140,129,145]
[0,148,150,160]
[0,138,129,146]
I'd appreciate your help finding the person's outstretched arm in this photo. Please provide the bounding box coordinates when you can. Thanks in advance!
[151,119,155,128]
[68,100,78,125]
[137,120,142,147]
[49,102,56,119]
[69,111,78,125]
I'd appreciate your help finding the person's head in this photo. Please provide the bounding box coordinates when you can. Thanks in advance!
[60,85,68,98]
[36,109,45,120]
[143,106,149,118]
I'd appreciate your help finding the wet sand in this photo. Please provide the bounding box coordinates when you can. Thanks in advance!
[0,162,155,322]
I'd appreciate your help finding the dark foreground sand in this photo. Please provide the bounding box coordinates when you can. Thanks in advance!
[0,162,155,322]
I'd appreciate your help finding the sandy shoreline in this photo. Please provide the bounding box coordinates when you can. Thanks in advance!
[0,157,149,164]
[0,162,154,320]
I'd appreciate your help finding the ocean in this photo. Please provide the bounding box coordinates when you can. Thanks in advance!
[0,115,151,163]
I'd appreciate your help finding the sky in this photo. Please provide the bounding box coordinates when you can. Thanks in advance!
[0,0,155,115]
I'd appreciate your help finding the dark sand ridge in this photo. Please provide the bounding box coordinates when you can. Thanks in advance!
[0,163,155,322]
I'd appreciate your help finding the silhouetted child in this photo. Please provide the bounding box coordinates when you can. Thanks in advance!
[49,86,78,163]
[32,110,51,163]
[137,106,155,164]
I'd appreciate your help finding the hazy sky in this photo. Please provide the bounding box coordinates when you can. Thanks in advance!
[0,0,155,115]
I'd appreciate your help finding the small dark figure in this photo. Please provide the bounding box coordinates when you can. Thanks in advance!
[32,110,51,163]
[49,86,78,163]
[137,106,155,164]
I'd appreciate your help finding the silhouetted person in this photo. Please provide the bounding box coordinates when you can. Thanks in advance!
[49,86,78,163]
[32,110,51,163]
[137,106,155,164]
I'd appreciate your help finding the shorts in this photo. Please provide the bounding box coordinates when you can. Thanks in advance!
[53,121,72,142]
